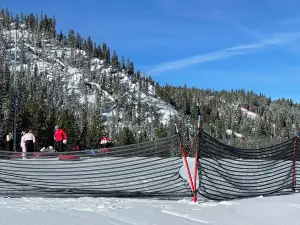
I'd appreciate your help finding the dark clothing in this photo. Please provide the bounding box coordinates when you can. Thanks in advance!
[25,140,34,153]
[55,141,64,152]
[6,140,12,151]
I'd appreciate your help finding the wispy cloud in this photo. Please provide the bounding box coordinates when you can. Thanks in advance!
[148,32,300,74]
[237,24,300,57]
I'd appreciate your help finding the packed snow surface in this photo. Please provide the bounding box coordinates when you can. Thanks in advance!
[0,193,299,225]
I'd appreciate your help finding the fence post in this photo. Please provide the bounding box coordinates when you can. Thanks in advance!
[193,145,198,202]
[192,114,201,202]
[292,138,297,191]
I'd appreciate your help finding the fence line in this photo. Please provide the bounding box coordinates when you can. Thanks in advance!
[197,131,300,201]
[0,135,192,198]
[0,131,299,201]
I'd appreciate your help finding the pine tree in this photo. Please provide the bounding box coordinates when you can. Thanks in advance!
[75,32,82,49]
[67,29,75,48]
[87,36,93,55]
[111,50,119,71]
[118,127,136,145]
[155,124,168,138]
[128,61,134,75]
[105,47,111,65]
[121,56,126,70]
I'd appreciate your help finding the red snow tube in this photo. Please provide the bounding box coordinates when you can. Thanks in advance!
[11,153,22,157]
[11,153,46,158]
[58,155,81,161]
[31,152,44,157]
[102,148,109,153]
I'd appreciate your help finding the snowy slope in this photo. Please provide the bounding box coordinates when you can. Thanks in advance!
[3,29,177,127]
[226,129,243,138]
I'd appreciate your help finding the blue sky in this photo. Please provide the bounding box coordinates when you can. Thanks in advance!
[3,0,300,102]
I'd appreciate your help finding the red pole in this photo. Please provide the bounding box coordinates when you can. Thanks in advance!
[292,139,297,191]
[181,143,195,193]
[193,151,198,202]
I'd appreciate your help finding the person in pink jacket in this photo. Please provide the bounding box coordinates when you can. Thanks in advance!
[22,129,36,154]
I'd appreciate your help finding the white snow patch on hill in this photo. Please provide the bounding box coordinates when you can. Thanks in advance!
[234,132,243,138]
[240,107,258,119]
[226,129,244,138]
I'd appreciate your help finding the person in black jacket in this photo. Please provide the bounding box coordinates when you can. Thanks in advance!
[6,132,12,151]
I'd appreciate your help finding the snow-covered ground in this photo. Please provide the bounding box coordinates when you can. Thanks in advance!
[0,193,299,224]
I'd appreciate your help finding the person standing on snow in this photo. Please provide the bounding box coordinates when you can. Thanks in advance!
[100,134,111,148]
[54,125,67,152]
[22,129,36,153]
[6,132,13,151]
[20,131,26,157]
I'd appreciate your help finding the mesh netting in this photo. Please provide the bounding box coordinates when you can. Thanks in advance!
[0,135,192,198]
[198,132,300,201]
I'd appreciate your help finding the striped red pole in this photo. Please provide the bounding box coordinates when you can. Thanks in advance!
[292,138,297,191]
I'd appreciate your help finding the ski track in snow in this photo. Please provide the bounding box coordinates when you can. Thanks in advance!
[160,209,211,224]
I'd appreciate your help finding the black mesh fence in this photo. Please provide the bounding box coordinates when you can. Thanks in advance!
[217,136,287,149]
[0,135,192,198]
[198,131,300,201]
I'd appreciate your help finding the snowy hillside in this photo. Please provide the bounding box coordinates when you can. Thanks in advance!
[0,22,179,146]
[2,10,300,150]
[4,29,177,124]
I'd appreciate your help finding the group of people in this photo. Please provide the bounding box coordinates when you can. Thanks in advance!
[6,129,36,159]
[5,125,111,155]
[5,125,67,154]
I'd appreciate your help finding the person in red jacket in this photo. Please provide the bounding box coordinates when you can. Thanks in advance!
[100,134,111,152]
[54,125,67,152]
[100,134,111,148]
